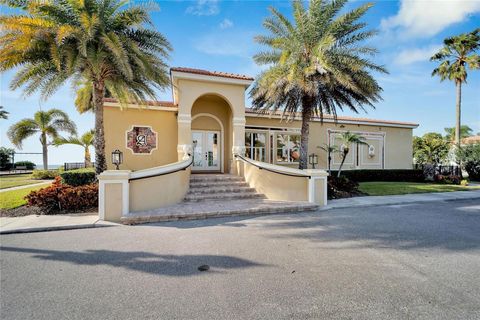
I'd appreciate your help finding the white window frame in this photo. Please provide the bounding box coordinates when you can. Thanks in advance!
[245,130,268,162]
[274,132,301,164]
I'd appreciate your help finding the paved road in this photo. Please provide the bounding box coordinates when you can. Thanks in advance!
[1,199,480,320]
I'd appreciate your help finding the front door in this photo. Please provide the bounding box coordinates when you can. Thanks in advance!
[192,131,221,171]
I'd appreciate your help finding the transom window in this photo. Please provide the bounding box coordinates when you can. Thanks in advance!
[245,131,266,162]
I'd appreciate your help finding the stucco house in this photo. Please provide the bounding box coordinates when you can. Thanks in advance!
[98,67,418,223]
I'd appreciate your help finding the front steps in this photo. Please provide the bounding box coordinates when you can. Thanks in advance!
[121,174,318,225]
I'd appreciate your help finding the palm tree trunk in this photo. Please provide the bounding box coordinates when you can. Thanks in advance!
[85,146,91,167]
[455,81,462,147]
[93,80,107,174]
[299,96,314,170]
[41,133,48,170]
[337,150,348,178]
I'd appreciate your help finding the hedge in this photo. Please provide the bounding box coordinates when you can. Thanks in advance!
[60,168,96,186]
[14,161,36,170]
[32,169,59,180]
[331,169,424,182]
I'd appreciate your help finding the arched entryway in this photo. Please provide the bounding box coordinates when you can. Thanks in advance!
[191,94,232,173]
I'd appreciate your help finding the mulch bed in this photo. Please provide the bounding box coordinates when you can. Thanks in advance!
[0,206,98,217]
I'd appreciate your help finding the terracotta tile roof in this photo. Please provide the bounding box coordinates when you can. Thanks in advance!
[103,97,177,108]
[462,135,480,145]
[171,67,254,81]
[245,108,419,127]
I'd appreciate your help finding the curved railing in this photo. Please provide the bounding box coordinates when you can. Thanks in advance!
[235,154,312,179]
[129,156,193,182]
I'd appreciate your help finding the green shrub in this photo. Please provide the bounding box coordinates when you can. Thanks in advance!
[32,169,59,180]
[457,144,480,181]
[327,176,363,199]
[60,168,96,186]
[26,177,98,214]
[461,179,469,186]
[14,161,36,170]
[435,174,461,185]
[331,169,424,182]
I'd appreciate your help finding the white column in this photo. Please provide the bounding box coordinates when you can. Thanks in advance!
[98,170,130,222]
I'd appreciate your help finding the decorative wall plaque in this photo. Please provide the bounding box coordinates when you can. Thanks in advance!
[126,126,157,154]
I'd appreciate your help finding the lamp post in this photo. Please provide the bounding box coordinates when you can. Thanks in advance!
[111,149,123,170]
[308,153,318,169]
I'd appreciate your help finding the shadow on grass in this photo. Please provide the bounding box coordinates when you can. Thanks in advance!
[0,246,266,276]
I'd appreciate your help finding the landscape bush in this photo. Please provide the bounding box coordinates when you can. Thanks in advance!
[31,169,59,180]
[434,174,461,185]
[14,161,36,170]
[25,177,98,214]
[331,169,425,182]
[456,144,480,181]
[60,168,96,186]
[327,176,363,199]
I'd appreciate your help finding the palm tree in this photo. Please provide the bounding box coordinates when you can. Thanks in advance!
[0,0,172,174]
[0,106,8,119]
[336,131,366,177]
[444,125,473,142]
[7,109,77,170]
[251,0,386,169]
[431,29,480,147]
[54,130,94,167]
[318,143,338,175]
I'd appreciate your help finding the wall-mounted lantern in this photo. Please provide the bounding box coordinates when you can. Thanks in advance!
[368,145,375,158]
[111,149,123,170]
[308,153,318,169]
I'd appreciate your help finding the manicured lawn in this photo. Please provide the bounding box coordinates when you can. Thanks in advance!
[0,174,42,189]
[0,185,47,210]
[358,181,480,196]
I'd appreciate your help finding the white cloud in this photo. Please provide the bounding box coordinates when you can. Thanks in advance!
[186,0,219,16]
[394,44,443,65]
[193,31,254,57]
[381,0,480,38]
[219,18,233,29]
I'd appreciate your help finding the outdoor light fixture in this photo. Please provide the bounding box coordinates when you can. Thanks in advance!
[308,153,318,169]
[111,149,123,170]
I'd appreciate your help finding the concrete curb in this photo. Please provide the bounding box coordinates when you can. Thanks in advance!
[0,220,119,235]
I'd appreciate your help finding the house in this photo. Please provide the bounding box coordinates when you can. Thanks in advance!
[98,67,419,222]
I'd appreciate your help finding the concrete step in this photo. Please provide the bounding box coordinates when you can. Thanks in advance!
[189,180,249,188]
[190,174,244,183]
[122,199,319,224]
[184,192,265,202]
[187,186,256,195]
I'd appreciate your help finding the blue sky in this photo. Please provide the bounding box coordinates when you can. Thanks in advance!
[1,0,479,165]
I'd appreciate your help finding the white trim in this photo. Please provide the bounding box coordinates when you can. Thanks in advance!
[192,130,222,172]
[125,125,158,156]
[171,70,253,87]
[359,136,383,167]
[98,179,129,220]
[308,176,328,205]
[192,113,225,173]
[245,112,418,129]
[104,101,177,112]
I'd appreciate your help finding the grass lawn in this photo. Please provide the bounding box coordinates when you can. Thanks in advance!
[0,174,44,189]
[0,185,47,210]
[359,181,480,196]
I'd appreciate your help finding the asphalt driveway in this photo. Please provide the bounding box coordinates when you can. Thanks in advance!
[1,199,480,320]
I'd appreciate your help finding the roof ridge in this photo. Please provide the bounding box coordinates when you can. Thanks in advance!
[171,67,254,81]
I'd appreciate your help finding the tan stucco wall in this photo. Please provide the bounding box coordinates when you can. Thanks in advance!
[104,106,178,171]
[129,168,190,212]
[104,183,123,222]
[245,116,414,170]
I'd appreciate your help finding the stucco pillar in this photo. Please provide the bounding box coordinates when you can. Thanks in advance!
[305,169,329,206]
[231,116,246,174]
[98,170,130,222]
[177,112,192,161]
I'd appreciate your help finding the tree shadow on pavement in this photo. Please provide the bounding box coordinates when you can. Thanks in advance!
[0,246,266,276]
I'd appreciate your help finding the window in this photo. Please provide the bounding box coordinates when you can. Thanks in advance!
[245,131,266,162]
[276,133,300,163]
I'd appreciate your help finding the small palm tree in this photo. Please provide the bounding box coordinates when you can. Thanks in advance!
[7,109,77,170]
[0,106,8,119]
[54,130,95,167]
[431,29,480,146]
[0,0,172,174]
[337,132,367,177]
[251,0,386,169]
[318,144,338,175]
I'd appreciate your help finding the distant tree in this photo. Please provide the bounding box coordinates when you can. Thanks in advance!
[337,132,367,177]
[456,143,480,180]
[54,130,94,167]
[7,109,77,170]
[444,125,473,141]
[318,144,338,175]
[0,106,9,119]
[251,0,386,169]
[413,133,450,165]
[0,147,14,170]
[431,29,480,146]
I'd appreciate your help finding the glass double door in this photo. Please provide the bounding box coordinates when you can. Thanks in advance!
[192,131,221,171]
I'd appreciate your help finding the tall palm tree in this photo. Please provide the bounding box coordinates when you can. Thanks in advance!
[0,106,8,119]
[444,125,473,142]
[0,0,172,174]
[431,29,480,147]
[54,129,94,167]
[318,143,338,175]
[336,131,366,177]
[251,0,386,169]
[7,109,77,170]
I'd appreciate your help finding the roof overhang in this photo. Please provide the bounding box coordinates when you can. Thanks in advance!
[170,70,254,88]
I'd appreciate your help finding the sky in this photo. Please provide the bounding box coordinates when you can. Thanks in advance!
[0,0,479,166]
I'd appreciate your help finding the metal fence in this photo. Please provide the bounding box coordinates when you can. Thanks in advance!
[64,162,95,171]
[414,164,461,176]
